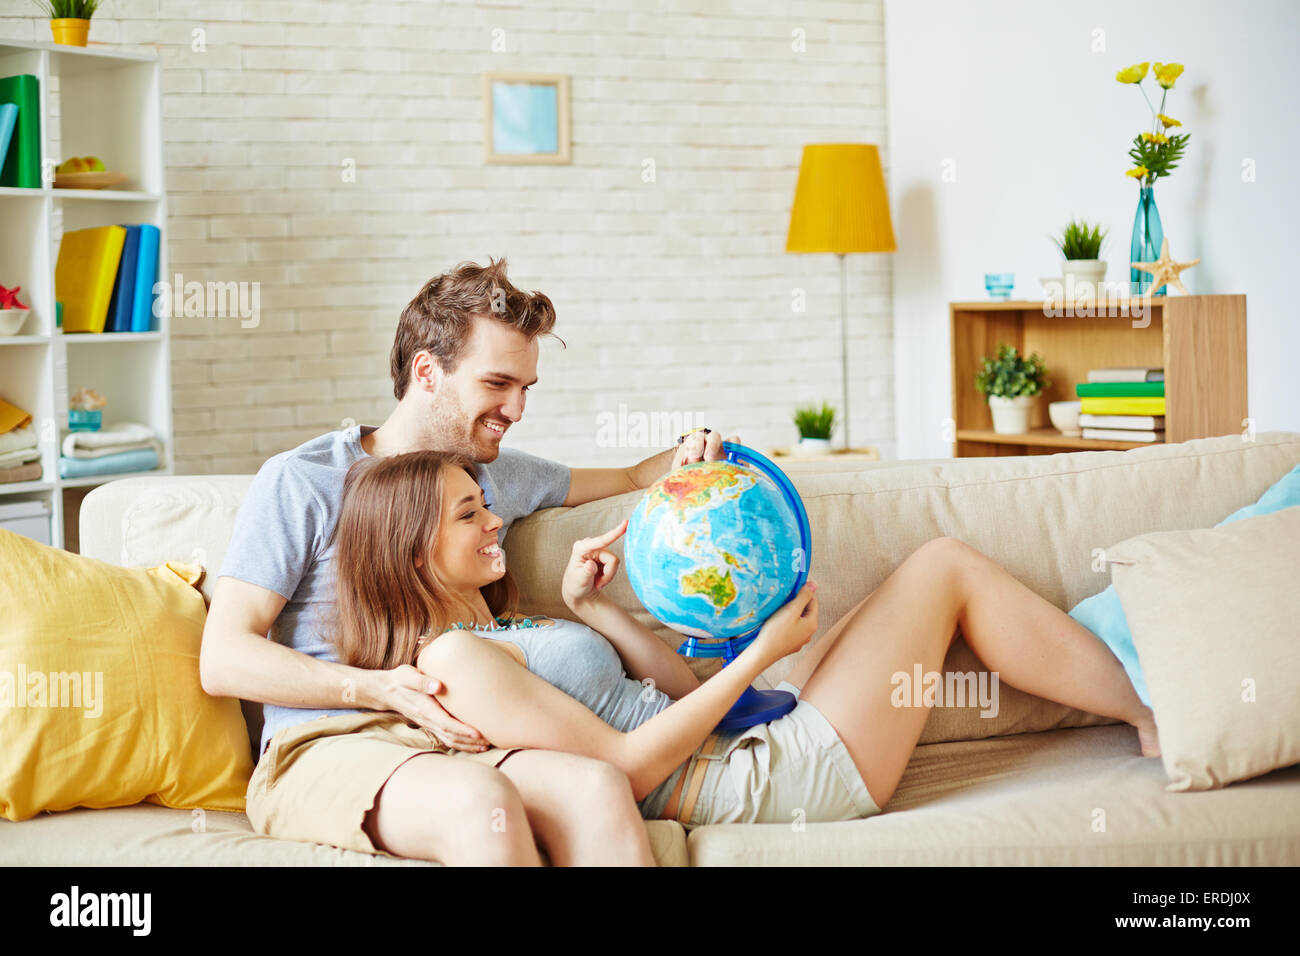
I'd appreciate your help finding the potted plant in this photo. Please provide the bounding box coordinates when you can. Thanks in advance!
[974,344,1050,434]
[33,0,100,47]
[1051,219,1108,291]
[793,402,835,455]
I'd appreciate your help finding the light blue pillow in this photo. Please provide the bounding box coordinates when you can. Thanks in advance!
[1069,462,1300,706]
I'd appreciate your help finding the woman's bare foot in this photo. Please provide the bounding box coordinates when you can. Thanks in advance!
[1134,708,1161,758]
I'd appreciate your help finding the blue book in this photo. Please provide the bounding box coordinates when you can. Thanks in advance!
[0,104,17,171]
[130,224,160,332]
[104,224,140,333]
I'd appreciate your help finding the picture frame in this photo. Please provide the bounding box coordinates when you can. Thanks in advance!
[482,73,571,165]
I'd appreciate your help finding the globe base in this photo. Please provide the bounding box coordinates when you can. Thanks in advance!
[715,686,797,732]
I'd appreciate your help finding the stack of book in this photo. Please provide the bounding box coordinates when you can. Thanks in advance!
[54,225,160,334]
[1076,367,1165,443]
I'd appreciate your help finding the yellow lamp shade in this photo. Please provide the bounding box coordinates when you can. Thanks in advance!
[786,143,896,254]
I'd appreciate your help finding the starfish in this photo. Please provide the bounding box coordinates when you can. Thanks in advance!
[1132,238,1200,295]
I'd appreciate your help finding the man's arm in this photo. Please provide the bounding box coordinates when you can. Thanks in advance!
[199,576,487,751]
[562,430,734,507]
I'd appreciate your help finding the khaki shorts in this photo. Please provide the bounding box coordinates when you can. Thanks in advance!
[245,711,525,857]
[677,684,882,827]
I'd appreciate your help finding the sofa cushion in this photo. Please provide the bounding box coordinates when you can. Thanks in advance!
[1069,462,1300,706]
[0,529,254,821]
[686,724,1300,865]
[1107,506,1300,791]
[0,805,689,867]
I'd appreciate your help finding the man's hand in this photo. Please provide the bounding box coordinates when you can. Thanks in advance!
[367,664,489,752]
[671,430,740,470]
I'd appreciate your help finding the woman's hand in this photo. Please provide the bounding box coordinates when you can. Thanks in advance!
[751,582,819,664]
[562,519,628,609]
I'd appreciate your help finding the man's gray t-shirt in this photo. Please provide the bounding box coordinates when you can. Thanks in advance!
[217,424,571,755]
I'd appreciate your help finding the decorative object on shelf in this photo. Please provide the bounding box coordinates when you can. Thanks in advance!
[792,402,835,456]
[483,73,571,164]
[68,386,106,432]
[1048,400,1082,436]
[983,272,1014,299]
[1131,238,1199,296]
[786,143,896,450]
[34,0,100,47]
[974,343,1050,435]
[1050,219,1108,291]
[0,284,30,335]
[1117,60,1189,294]
[53,155,127,189]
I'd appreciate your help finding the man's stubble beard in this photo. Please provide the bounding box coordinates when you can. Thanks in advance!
[427,387,498,463]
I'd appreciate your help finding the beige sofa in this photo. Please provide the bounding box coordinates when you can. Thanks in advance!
[5,431,1299,866]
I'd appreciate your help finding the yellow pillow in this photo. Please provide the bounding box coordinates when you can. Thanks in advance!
[0,528,253,821]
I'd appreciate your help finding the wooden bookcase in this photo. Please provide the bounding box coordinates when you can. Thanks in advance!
[950,295,1247,457]
[0,39,172,550]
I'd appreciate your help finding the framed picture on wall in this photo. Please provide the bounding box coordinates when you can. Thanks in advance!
[482,73,571,164]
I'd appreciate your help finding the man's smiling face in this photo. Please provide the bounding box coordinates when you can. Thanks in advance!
[427,314,540,463]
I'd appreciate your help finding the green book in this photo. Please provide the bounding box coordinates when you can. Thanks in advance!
[1075,381,1165,398]
[0,74,41,188]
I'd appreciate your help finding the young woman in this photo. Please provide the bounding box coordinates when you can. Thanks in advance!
[333,450,1160,832]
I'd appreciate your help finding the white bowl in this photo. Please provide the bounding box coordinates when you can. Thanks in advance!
[0,309,31,336]
[1049,400,1081,435]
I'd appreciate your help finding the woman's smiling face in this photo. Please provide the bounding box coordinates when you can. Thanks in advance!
[430,463,506,592]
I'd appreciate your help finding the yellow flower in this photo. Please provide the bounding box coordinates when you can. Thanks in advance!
[1116,62,1149,84]
[1126,166,1149,178]
[1153,62,1184,88]
[1157,113,1181,127]
[1141,131,1169,144]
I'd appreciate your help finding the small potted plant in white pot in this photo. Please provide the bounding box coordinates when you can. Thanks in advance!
[793,402,835,456]
[1051,218,1108,293]
[975,343,1050,434]
[33,0,100,47]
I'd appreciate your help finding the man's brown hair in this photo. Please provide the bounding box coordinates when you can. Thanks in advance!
[390,257,561,400]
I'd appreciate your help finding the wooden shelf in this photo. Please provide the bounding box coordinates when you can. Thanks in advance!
[955,427,1157,451]
[949,295,1247,458]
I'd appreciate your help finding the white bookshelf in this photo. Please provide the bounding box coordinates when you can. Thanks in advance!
[0,39,172,551]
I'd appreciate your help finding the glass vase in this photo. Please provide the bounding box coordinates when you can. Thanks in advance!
[1130,185,1166,295]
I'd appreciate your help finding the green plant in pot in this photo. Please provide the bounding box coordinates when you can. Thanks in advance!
[974,344,1050,435]
[1051,219,1108,294]
[33,0,100,47]
[793,402,836,455]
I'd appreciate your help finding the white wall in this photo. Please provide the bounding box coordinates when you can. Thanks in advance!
[886,0,1300,459]
[1,0,894,472]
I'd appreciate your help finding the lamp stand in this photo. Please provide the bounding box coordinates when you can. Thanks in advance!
[838,253,850,449]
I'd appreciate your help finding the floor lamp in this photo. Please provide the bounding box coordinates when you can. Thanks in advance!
[785,144,896,449]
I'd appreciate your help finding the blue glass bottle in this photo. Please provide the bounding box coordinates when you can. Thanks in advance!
[1130,186,1166,295]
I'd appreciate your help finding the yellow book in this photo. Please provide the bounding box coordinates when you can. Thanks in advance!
[1079,396,1166,416]
[55,226,127,334]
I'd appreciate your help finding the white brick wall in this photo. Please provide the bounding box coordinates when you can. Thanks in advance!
[2,0,894,472]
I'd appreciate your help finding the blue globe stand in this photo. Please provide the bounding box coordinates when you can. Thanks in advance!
[674,442,813,733]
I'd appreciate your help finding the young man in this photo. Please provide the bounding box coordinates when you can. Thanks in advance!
[200,258,732,866]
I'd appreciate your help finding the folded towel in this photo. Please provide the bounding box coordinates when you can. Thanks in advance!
[0,446,40,469]
[0,396,33,435]
[62,421,155,455]
[0,461,42,484]
[62,436,157,460]
[0,423,37,456]
[59,443,160,480]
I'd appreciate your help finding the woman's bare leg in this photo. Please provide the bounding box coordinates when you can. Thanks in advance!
[796,536,1158,809]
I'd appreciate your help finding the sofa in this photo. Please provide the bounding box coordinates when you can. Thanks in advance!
[4,431,1299,866]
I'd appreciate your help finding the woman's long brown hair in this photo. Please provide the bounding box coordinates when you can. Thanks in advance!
[332,450,519,670]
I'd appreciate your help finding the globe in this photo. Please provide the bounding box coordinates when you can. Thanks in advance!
[624,444,810,649]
